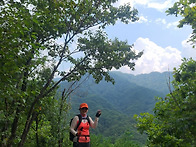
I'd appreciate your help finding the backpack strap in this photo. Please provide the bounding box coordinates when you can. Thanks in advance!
[86,115,90,125]
[75,114,82,131]
[75,114,91,130]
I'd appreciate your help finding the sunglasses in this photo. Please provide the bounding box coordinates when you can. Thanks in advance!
[81,107,88,110]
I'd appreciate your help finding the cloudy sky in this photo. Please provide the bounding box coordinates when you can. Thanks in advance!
[105,0,196,75]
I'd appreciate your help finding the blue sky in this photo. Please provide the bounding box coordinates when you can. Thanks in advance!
[105,0,196,75]
[57,0,196,76]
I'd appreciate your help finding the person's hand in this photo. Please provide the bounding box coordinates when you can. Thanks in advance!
[73,136,78,142]
[95,110,101,117]
[76,131,81,136]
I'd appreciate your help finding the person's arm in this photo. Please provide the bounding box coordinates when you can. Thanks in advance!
[70,116,79,136]
[89,116,99,129]
[89,110,101,129]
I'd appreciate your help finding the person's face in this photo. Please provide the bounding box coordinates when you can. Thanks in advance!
[80,107,88,116]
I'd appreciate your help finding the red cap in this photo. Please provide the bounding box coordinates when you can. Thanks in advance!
[79,103,88,109]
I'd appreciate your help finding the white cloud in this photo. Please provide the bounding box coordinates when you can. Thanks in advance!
[116,37,182,75]
[154,19,180,30]
[166,21,179,29]
[115,0,178,11]
[138,16,148,23]
[147,0,177,11]
[113,0,133,7]
[155,18,166,25]
[181,36,196,59]
[130,15,148,24]
[114,0,149,7]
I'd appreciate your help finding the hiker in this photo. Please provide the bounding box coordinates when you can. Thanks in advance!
[70,103,101,147]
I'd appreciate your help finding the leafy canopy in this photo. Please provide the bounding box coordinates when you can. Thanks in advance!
[0,0,142,146]
[166,0,196,47]
[134,58,196,147]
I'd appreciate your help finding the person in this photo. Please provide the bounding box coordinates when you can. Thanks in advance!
[70,103,101,147]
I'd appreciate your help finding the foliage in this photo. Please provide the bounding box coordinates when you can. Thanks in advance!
[62,72,172,144]
[166,0,196,47]
[55,132,142,147]
[0,0,142,146]
[90,131,141,147]
[134,58,196,147]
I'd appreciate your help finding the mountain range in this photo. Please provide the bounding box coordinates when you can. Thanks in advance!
[58,71,173,144]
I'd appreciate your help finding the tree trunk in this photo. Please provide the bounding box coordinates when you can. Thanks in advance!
[17,112,37,147]
[35,117,39,147]
[58,139,63,147]
[58,89,66,147]
[57,105,63,147]
[7,108,20,147]
[1,98,9,147]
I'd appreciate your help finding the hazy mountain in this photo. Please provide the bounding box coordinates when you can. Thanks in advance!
[57,71,172,143]
[65,71,171,116]
[110,71,173,94]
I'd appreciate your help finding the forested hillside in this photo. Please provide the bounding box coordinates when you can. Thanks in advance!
[1,0,195,146]
[58,71,172,144]
[112,71,173,94]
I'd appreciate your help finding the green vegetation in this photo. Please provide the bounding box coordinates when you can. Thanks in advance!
[134,58,196,146]
[0,0,142,146]
[1,0,195,146]
[62,71,171,145]
[90,132,141,147]
[134,0,196,147]
[166,0,196,47]
[134,1,196,146]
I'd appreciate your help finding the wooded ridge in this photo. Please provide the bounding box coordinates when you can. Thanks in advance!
[58,71,173,144]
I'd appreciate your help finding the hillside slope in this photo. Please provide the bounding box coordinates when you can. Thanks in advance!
[67,71,167,116]
[58,72,171,143]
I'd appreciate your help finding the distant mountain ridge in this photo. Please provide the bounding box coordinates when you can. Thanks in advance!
[65,72,172,112]
[57,71,173,143]
[60,72,172,116]
[110,71,173,94]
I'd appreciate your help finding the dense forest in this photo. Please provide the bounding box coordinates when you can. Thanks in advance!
[1,0,195,146]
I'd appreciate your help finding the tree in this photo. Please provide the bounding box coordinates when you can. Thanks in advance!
[166,0,196,47]
[0,0,142,146]
[134,1,196,145]
[134,58,196,146]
